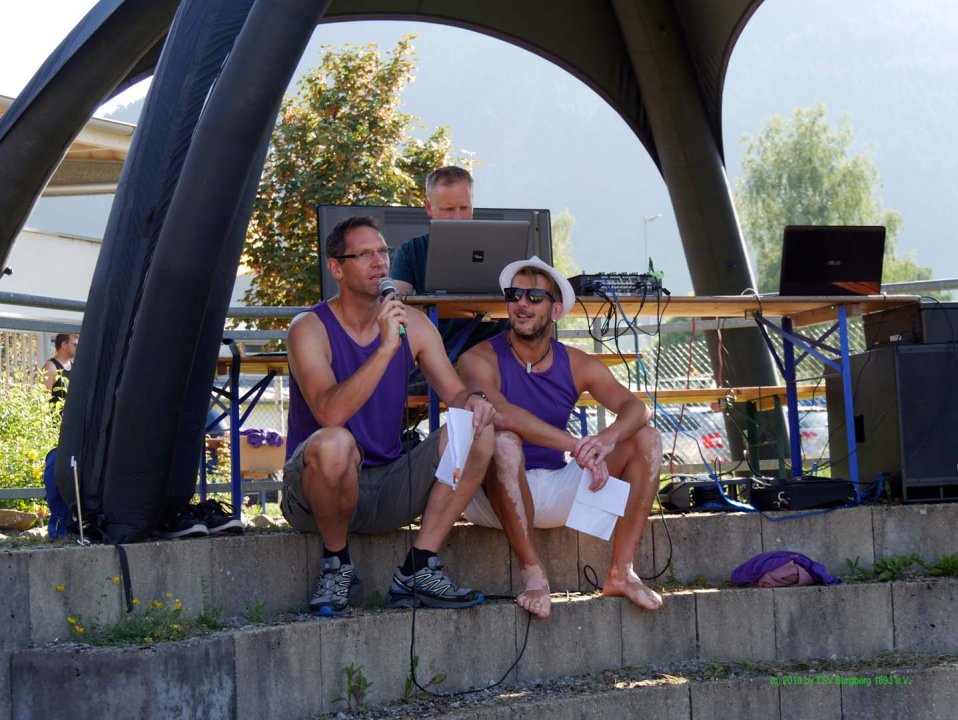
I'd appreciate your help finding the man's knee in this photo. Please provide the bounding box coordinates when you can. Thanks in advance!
[620,426,662,475]
[471,422,495,461]
[491,430,524,477]
[302,427,359,483]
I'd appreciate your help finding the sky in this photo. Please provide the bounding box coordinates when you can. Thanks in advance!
[3,1,958,296]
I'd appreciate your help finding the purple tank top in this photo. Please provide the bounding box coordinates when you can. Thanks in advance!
[286,302,413,467]
[492,333,579,470]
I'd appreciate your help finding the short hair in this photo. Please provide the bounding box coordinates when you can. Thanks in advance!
[54,333,76,349]
[425,166,473,197]
[325,216,382,260]
[514,266,560,299]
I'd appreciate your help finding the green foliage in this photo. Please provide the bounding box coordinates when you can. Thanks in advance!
[734,104,932,293]
[245,600,267,625]
[342,663,372,710]
[403,655,446,701]
[66,592,223,647]
[873,553,921,581]
[843,557,876,582]
[243,36,459,324]
[916,552,958,578]
[0,372,62,511]
[551,209,580,279]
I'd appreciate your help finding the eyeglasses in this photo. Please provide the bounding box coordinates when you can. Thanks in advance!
[503,287,555,304]
[332,247,394,262]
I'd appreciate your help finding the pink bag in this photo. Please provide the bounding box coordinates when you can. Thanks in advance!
[755,560,815,587]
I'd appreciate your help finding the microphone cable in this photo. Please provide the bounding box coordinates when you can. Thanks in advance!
[389,287,534,699]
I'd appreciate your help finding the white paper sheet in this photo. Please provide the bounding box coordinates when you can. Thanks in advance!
[573,471,630,514]
[565,469,630,541]
[435,407,474,490]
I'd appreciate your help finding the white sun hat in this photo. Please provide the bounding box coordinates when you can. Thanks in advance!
[498,255,576,319]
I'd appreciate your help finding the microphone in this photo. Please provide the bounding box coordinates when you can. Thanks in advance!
[378,276,398,298]
[377,276,406,336]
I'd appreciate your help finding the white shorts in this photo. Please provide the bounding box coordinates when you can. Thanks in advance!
[463,461,583,530]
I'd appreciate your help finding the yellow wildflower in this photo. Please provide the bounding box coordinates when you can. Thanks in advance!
[112,576,121,584]
[165,592,173,599]
[151,600,164,610]
[27,450,38,461]
[32,467,42,479]
[131,598,141,606]
[75,627,85,634]
[173,599,182,611]
[67,617,76,625]
[55,584,65,592]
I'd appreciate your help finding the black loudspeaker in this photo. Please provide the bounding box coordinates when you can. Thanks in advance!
[826,344,958,502]
[864,302,958,347]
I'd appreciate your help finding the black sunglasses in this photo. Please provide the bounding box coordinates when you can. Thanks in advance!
[503,287,555,304]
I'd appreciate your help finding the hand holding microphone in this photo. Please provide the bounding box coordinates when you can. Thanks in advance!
[377,276,406,337]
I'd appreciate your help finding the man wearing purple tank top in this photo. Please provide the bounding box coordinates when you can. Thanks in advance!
[281,216,496,617]
[459,256,663,619]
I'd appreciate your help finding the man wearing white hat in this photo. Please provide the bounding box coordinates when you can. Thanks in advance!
[458,256,663,619]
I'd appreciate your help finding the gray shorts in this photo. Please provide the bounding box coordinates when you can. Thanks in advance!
[280,429,442,534]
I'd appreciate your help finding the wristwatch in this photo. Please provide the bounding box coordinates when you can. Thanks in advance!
[469,390,490,402]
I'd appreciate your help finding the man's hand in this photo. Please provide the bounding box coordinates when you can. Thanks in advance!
[377,295,408,352]
[464,392,497,436]
[573,434,615,490]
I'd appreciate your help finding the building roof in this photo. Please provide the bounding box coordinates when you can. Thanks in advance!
[0,94,132,196]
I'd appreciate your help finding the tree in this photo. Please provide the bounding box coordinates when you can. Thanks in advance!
[550,208,580,279]
[734,104,932,293]
[243,37,459,319]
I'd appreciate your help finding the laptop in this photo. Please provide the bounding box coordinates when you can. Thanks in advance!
[424,219,531,294]
[778,225,886,296]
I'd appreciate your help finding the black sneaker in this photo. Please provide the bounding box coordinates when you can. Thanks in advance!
[161,508,208,539]
[386,555,485,609]
[309,556,360,617]
[194,499,244,535]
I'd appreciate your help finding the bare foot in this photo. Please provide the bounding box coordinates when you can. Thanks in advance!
[517,565,552,619]
[603,567,663,611]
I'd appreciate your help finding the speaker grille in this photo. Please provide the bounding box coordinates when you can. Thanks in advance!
[897,345,958,485]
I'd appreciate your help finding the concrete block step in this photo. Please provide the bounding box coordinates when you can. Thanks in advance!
[5,501,956,652]
[10,579,958,720]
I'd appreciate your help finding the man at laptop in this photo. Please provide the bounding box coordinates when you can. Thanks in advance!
[457,256,664,619]
[390,165,507,352]
[281,215,496,616]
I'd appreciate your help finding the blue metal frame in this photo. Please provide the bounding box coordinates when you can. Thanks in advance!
[753,306,860,500]
[199,342,277,516]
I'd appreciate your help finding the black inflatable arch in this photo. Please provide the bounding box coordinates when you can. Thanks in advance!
[0,0,775,541]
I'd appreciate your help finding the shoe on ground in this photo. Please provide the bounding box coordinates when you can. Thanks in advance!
[309,556,360,617]
[386,555,485,609]
[161,508,209,539]
[194,499,244,535]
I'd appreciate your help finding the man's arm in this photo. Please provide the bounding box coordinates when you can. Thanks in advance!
[409,312,495,430]
[42,360,58,391]
[567,348,651,469]
[287,310,399,427]
[457,344,577,452]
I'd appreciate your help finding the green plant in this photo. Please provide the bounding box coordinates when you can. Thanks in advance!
[0,371,62,512]
[917,552,958,578]
[873,553,921,581]
[843,557,876,582]
[403,656,446,701]
[342,663,372,711]
[67,592,223,647]
[245,600,266,625]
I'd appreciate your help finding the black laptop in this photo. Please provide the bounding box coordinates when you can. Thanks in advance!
[423,219,531,294]
[778,225,886,296]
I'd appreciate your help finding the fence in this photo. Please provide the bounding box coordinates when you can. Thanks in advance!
[2,279,954,505]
